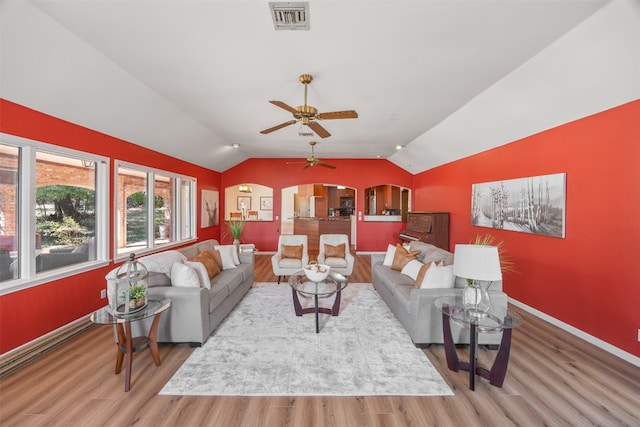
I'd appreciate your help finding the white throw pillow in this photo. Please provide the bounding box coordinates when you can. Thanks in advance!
[382,244,396,267]
[139,250,187,276]
[171,262,202,288]
[184,260,211,288]
[401,259,424,281]
[214,245,238,270]
[420,262,455,289]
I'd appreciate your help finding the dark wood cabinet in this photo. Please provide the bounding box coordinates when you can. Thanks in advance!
[399,212,449,250]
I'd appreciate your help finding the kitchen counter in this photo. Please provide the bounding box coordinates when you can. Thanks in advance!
[293,217,352,251]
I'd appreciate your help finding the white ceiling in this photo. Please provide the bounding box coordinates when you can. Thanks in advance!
[2,1,639,173]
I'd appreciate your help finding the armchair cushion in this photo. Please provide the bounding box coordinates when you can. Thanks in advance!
[324,243,345,259]
[282,244,303,260]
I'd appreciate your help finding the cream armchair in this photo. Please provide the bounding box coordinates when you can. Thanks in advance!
[317,234,354,276]
[271,235,309,284]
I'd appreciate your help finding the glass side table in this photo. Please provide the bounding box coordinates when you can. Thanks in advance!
[91,299,171,392]
[288,270,348,333]
[434,296,522,390]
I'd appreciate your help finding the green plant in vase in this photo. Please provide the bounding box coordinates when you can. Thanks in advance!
[227,219,245,242]
[120,283,147,310]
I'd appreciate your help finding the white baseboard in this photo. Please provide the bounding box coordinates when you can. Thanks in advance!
[509,298,640,368]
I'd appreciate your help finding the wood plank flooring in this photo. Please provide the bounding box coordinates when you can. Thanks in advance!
[1,253,638,426]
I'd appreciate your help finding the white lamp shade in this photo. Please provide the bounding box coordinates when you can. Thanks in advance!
[453,244,502,281]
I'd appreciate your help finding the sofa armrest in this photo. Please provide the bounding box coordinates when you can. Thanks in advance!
[239,252,255,265]
[371,253,386,266]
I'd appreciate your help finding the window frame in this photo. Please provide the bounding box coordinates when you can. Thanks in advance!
[113,160,196,262]
[0,133,110,296]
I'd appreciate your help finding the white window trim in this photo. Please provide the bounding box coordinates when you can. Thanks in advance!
[113,161,196,263]
[0,133,110,296]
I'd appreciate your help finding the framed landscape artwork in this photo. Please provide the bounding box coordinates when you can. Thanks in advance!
[260,196,273,211]
[237,196,251,211]
[471,173,566,238]
[201,190,219,228]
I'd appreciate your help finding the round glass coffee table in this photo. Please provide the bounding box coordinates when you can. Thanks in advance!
[434,296,523,390]
[288,270,348,333]
[91,299,171,392]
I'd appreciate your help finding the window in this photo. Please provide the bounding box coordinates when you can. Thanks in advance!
[0,133,109,292]
[115,162,195,258]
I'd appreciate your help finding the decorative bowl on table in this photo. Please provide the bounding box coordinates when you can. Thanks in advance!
[303,262,331,282]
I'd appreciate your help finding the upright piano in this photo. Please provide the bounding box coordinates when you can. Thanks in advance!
[399,212,449,250]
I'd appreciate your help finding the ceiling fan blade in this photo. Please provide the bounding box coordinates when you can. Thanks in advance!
[260,120,297,134]
[317,110,358,120]
[308,121,331,138]
[302,163,312,170]
[317,161,337,169]
[269,100,299,115]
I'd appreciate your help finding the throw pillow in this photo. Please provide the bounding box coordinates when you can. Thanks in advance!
[210,249,223,270]
[400,259,424,281]
[391,244,420,271]
[420,262,455,289]
[282,244,303,259]
[324,243,346,258]
[382,244,396,267]
[215,245,240,265]
[184,260,210,288]
[139,250,187,276]
[214,245,237,270]
[187,253,219,279]
[170,262,201,288]
[400,259,433,288]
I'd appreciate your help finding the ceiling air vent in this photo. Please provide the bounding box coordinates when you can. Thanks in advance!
[269,2,309,31]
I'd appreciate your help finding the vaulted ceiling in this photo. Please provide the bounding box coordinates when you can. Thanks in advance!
[2,1,638,173]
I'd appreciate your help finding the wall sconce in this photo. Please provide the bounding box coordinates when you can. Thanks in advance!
[238,185,252,193]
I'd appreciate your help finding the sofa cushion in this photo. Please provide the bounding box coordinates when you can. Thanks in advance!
[324,243,345,258]
[373,263,414,294]
[408,241,451,264]
[324,257,348,268]
[391,244,420,271]
[211,268,245,295]
[148,271,171,288]
[208,281,230,313]
[282,244,303,260]
[170,262,201,288]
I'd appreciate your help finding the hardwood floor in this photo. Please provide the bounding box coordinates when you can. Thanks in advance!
[1,254,638,426]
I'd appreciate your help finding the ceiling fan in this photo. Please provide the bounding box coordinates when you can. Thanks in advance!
[287,141,336,169]
[260,74,358,138]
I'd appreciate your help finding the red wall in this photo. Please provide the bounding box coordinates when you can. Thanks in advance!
[2,98,638,360]
[221,158,412,252]
[0,100,221,353]
[413,100,640,357]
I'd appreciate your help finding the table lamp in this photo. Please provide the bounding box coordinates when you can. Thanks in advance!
[453,244,502,316]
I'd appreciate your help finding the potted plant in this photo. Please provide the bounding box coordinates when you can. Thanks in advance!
[228,219,245,242]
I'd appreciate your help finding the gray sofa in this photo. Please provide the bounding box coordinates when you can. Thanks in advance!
[371,241,507,347]
[106,239,254,346]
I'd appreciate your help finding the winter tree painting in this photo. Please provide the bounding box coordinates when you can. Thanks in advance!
[471,173,566,238]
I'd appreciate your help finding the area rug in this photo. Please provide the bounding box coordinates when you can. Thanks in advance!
[160,282,453,396]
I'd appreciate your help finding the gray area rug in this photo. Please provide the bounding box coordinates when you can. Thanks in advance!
[160,282,453,396]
